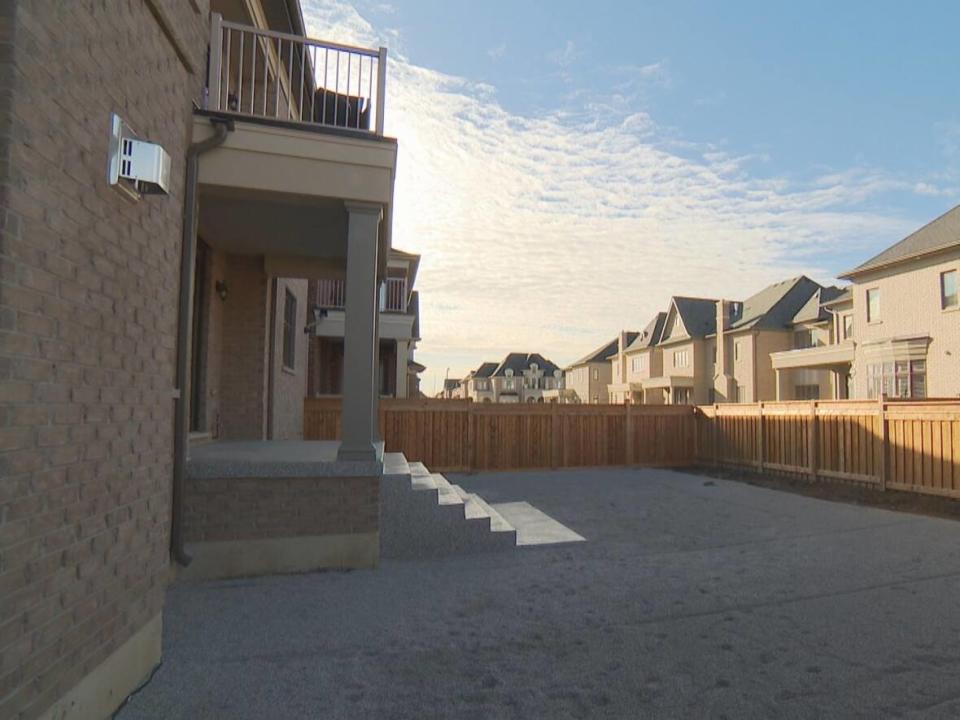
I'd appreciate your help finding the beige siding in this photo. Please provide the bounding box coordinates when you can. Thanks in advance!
[850,248,960,398]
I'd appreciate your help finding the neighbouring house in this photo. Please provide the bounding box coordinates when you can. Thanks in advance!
[0,2,397,718]
[646,296,719,405]
[439,377,463,399]
[564,337,628,404]
[709,276,830,403]
[771,205,960,400]
[463,354,563,402]
[460,361,499,401]
[607,315,667,404]
[307,248,423,399]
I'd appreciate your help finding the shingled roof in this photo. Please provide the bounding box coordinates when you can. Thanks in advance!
[625,313,667,352]
[840,204,960,278]
[670,297,718,339]
[492,353,561,377]
[470,362,499,379]
[569,333,639,367]
[726,276,822,332]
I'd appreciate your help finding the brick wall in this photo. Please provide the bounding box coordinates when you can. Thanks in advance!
[0,1,209,718]
[184,476,379,542]
[218,254,268,440]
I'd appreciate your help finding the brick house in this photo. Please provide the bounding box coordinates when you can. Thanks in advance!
[0,1,396,718]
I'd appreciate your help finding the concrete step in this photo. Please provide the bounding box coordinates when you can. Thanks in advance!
[452,485,491,521]
[467,493,516,534]
[410,473,438,491]
[382,452,410,477]
[408,461,430,477]
[433,474,464,506]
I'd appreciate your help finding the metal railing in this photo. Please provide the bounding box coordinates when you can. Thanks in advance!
[206,13,387,136]
[382,277,407,312]
[314,277,407,312]
[315,279,346,309]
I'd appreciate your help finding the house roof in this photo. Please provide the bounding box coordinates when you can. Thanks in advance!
[726,276,821,332]
[492,352,561,377]
[840,204,960,278]
[671,297,718,338]
[471,362,499,379]
[442,378,460,390]
[791,285,846,324]
[625,313,667,352]
[569,333,638,367]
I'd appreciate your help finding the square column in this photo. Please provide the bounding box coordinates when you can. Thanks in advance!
[394,340,408,398]
[337,202,383,462]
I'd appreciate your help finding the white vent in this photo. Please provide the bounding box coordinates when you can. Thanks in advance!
[108,113,171,199]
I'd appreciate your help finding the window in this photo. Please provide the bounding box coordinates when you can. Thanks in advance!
[793,330,814,349]
[842,314,854,341]
[673,387,691,405]
[867,360,925,399]
[592,368,599,380]
[795,384,820,400]
[712,346,717,365]
[505,379,514,390]
[631,356,646,372]
[866,288,880,323]
[282,289,297,370]
[734,340,742,361]
[673,350,689,368]
[941,270,958,310]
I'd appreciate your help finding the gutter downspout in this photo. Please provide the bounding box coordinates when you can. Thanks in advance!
[171,117,233,567]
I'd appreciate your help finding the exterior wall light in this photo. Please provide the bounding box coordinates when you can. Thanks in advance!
[215,280,228,301]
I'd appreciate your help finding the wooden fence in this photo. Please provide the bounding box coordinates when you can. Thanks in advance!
[304,398,696,472]
[695,399,960,498]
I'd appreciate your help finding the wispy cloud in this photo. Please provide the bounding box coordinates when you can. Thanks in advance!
[487,42,507,62]
[302,1,930,392]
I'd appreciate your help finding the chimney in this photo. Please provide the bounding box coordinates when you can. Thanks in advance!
[618,330,629,382]
[713,300,734,401]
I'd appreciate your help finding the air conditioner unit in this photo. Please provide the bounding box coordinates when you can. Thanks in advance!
[107,113,171,199]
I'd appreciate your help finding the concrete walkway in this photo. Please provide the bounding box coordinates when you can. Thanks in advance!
[120,468,960,719]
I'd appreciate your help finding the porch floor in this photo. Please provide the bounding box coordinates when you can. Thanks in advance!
[187,440,384,479]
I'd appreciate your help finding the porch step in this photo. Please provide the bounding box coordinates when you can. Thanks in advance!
[383,452,411,477]
[379,453,517,559]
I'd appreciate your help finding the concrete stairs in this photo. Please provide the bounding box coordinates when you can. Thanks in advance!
[380,453,517,559]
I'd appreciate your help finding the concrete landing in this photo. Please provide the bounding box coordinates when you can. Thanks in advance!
[491,502,586,546]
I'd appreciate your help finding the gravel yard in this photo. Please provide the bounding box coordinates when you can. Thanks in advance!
[120,467,960,719]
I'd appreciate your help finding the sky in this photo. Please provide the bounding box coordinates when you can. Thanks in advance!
[301,0,960,396]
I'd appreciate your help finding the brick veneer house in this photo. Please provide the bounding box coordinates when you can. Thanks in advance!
[0,1,396,718]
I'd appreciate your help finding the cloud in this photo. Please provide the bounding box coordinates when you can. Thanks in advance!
[547,40,581,69]
[487,42,507,61]
[301,1,928,394]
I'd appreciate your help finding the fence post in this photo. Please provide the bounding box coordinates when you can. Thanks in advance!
[467,401,476,472]
[757,402,765,473]
[878,395,888,491]
[550,401,560,469]
[712,404,719,468]
[808,400,818,482]
[625,402,634,466]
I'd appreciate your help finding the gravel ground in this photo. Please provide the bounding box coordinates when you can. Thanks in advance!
[119,468,960,719]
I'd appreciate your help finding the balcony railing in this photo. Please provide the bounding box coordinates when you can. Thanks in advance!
[205,13,387,136]
[314,277,407,312]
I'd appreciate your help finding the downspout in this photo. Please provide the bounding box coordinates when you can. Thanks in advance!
[171,116,233,567]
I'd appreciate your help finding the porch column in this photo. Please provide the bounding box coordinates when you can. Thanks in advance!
[395,339,408,398]
[337,202,382,462]
[775,369,782,401]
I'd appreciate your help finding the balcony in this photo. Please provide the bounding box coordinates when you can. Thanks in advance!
[770,341,855,370]
[316,277,408,312]
[205,13,386,136]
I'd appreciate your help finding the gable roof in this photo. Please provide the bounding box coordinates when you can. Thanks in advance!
[568,332,639,367]
[471,362,498,379]
[727,276,821,332]
[625,313,667,352]
[791,285,846,324]
[840,204,960,278]
[442,378,461,391]
[492,353,561,377]
[669,297,718,339]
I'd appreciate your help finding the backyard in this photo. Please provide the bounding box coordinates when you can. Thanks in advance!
[120,467,960,719]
